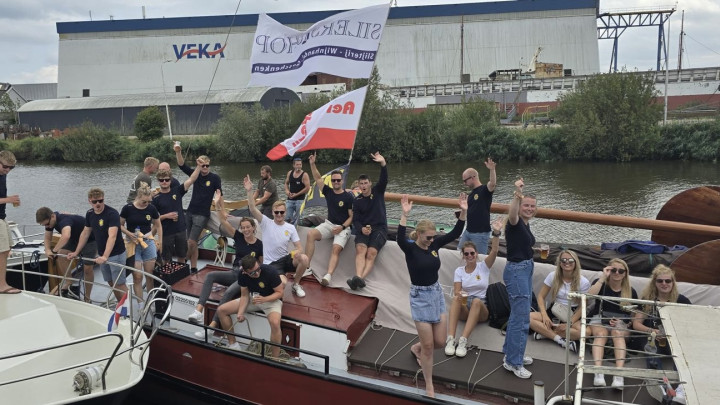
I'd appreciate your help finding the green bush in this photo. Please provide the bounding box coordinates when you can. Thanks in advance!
[213,104,271,162]
[57,122,127,162]
[134,106,166,142]
[8,136,63,161]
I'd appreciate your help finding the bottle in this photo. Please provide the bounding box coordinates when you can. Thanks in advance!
[645,330,660,369]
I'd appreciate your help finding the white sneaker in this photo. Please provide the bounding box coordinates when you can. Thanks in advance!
[611,376,624,390]
[593,373,606,387]
[503,361,532,379]
[292,283,306,298]
[228,342,241,351]
[321,273,332,287]
[533,332,545,340]
[194,330,207,340]
[444,336,456,356]
[674,384,686,405]
[456,337,468,358]
[188,310,203,324]
[503,354,533,366]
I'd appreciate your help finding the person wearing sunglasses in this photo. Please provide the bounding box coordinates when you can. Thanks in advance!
[529,250,590,353]
[69,188,128,303]
[305,152,354,287]
[174,144,223,273]
[0,150,20,294]
[126,156,159,203]
[501,177,537,379]
[284,157,311,225]
[120,183,162,302]
[445,217,503,358]
[398,193,467,398]
[586,258,638,389]
[217,254,285,356]
[253,165,279,219]
[36,207,97,301]
[457,158,496,255]
[152,161,202,264]
[244,175,310,298]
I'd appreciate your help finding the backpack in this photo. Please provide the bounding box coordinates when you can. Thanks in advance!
[486,282,539,331]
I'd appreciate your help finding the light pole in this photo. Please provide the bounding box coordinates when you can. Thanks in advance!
[160,60,174,139]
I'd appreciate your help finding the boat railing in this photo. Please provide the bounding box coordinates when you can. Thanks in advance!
[189,315,331,375]
[547,293,707,405]
[6,251,174,370]
[0,331,124,392]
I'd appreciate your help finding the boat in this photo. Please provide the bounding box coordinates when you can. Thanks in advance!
[143,186,720,404]
[1,254,173,404]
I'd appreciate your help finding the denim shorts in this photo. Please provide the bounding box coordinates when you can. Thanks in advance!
[466,295,487,310]
[409,282,445,323]
[135,238,157,262]
[100,251,127,285]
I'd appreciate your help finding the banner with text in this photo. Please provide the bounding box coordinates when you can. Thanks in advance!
[248,4,389,87]
[266,86,367,160]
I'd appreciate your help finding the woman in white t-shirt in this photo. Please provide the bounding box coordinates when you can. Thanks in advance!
[529,249,590,352]
[445,219,502,358]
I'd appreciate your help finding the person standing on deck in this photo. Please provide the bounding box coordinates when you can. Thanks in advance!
[305,152,353,286]
[69,188,128,302]
[502,177,537,379]
[151,163,201,264]
[174,144,223,273]
[347,152,387,291]
[458,159,496,254]
[244,175,310,298]
[127,157,159,203]
[253,165,279,219]
[36,207,97,301]
[0,151,20,294]
[398,193,467,398]
[284,157,310,224]
[157,161,180,189]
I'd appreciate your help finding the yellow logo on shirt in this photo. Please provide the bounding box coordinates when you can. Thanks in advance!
[205,180,211,187]
[145,215,151,221]
[474,194,479,200]
[258,282,265,288]
[338,201,344,207]
[172,194,177,200]
[250,252,256,257]
[98,219,104,227]
[431,250,438,257]
[284,230,289,236]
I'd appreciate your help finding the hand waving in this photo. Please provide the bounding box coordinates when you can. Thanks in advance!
[400,194,413,216]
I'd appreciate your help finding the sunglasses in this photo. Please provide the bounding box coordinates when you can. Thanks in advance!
[90,199,104,204]
[656,278,673,284]
[201,164,210,168]
[245,269,260,276]
[425,235,435,241]
[560,258,576,264]
[273,210,285,215]
[463,175,475,182]
[139,199,152,204]
[1,164,15,170]
[463,251,476,256]
[40,220,51,227]
[158,178,171,182]
[610,268,626,275]
[331,178,343,183]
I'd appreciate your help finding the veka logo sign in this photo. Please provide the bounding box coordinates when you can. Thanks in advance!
[173,43,226,60]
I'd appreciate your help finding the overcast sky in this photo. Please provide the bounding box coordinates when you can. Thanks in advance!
[2,0,719,84]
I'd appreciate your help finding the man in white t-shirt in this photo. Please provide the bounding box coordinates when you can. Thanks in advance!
[244,174,310,298]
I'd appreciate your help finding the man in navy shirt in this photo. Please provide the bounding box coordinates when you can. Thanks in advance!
[69,188,128,302]
[305,152,353,287]
[348,152,387,291]
[174,144,223,273]
[0,150,20,294]
[458,159,497,254]
[36,207,97,301]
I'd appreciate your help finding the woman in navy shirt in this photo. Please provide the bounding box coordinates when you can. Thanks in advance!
[398,193,467,398]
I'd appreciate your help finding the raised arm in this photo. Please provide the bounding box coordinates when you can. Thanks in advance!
[243,175,264,223]
[182,160,202,191]
[215,195,235,237]
[308,152,322,183]
[485,158,497,192]
[435,193,467,247]
[508,178,524,226]
[174,142,185,166]
[484,217,503,268]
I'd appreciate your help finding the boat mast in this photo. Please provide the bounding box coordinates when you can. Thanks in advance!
[677,10,685,70]
[663,18,670,124]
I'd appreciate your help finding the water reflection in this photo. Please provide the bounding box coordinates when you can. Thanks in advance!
[9,160,719,245]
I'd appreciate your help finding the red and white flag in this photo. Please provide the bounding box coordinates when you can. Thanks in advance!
[266,86,368,160]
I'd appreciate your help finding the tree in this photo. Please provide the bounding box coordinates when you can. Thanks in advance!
[554,71,662,161]
[0,93,17,124]
[134,106,166,142]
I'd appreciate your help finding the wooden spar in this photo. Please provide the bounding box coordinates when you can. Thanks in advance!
[384,192,720,238]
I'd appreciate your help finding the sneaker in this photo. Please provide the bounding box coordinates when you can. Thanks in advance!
[444,336,456,356]
[533,332,545,340]
[456,337,468,358]
[194,330,207,340]
[593,373,606,387]
[611,376,624,390]
[567,341,577,353]
[674,384,686,405]
[356,277,366,289]
[190,267,198,274]
[321,273,332,287]
[346,277,358,291]
[292,283,306,298]
[188,310,203,324]
[503,355,533,366]
[228,342,241,351]
[503,361,532,379]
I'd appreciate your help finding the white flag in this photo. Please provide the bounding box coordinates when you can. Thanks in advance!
[249,4,390,87]
[266,86,368,160]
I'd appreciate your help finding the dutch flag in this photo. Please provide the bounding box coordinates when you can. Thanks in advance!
[107,292,130,332]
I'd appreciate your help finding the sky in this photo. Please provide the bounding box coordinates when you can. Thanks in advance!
[1,0,719,84]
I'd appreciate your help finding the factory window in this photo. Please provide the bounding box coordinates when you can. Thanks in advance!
[175,86,183,93]
[82,89,90,97]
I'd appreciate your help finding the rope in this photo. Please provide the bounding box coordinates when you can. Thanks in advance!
[374,331,416,374]
[29,250,41,270]
[466,347,482,394]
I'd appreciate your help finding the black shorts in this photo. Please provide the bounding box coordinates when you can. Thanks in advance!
[354,227,388,251]
[269,254,295,273]
[162,231,188,261]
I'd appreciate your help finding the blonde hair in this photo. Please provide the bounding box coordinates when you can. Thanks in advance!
[272,200,286,209]
[550,250,582,305]
[135,182,152,199]
[144,157,159,168]
[156,169,172,179]
[606,258,633,305]
[409,219,435,241]
[641,264,679,312]
[88,188,104,199]
[0,150,17,166]
[198,155,210,165]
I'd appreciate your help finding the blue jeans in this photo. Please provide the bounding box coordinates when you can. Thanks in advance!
[285,199,303,224]
[458,231,490,254]
[502,259,534,367]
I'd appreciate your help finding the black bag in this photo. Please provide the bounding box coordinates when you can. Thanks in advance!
[486,282,540,331]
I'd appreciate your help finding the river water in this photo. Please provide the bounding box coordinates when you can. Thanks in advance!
[8,159,718,245]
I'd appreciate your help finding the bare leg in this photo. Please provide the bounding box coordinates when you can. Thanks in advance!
[83,263,94,302]
[591,325,609,366]
[447,296,465,340]
[0,250,13,291]
[112,283,129,302]
[414,321,436,397]
[217,299,241,345]
[268,312,282,358]
[612,329,629,368]
[305,229,321,264]
[360,247,378,279]
[354,244,367,277]
[143,259,155,294]
[187,239,199,270]
[529,312,558,340]
[292,253,309,287]
[461,299,487,339]
[132,261,144,300]
[327,245,343,275]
